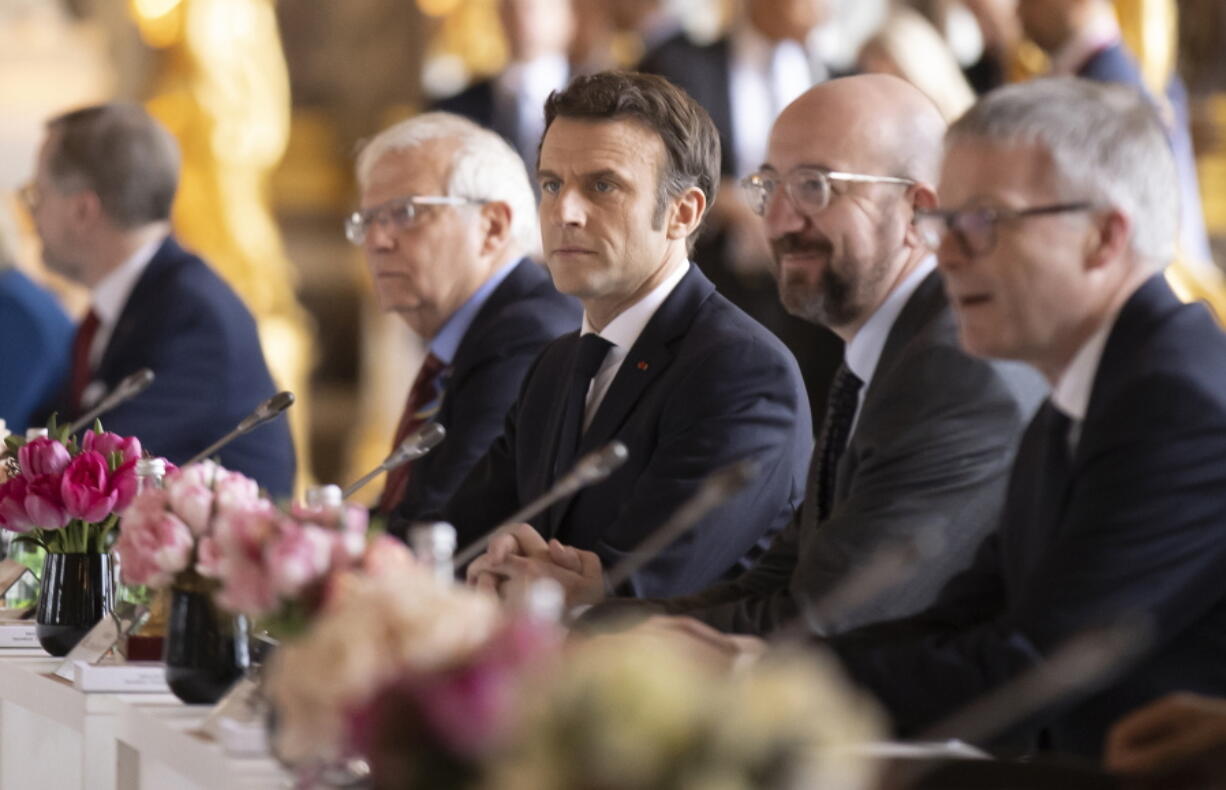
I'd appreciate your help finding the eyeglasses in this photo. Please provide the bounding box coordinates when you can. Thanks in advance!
[344,194,484,245]
[914,202,1097,257]
[741,167,916,217]
[18,182,40,212]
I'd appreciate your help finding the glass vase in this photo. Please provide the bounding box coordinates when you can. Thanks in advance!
[163,586,250,704]
[35,552,114,656]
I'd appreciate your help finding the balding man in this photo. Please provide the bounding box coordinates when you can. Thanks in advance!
[541,75,1045,625]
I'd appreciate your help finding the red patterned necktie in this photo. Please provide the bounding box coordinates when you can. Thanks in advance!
[69,309,100,415]
[377,352,449,514]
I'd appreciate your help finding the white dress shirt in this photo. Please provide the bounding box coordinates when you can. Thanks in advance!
[728,25,825,177]
[88,236,163,367]
[844,256,937,437]
[1050,315,1115,452]
[578,262,690,429]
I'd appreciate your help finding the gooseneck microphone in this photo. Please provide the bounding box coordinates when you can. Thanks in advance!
[452,441,629,568]
[341,422,447,499]
[184,391,295,467]
[67,368,155,435]
[603,458,759,591]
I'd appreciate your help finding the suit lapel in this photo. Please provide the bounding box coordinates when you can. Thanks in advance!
[95,237,179,386]
[548,266,714,536]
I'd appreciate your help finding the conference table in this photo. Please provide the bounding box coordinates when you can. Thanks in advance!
[0,648,287,790]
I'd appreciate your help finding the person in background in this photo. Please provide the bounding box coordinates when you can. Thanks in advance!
[0,213,72,433]
[25,103,294,497]
[349,112,579,528]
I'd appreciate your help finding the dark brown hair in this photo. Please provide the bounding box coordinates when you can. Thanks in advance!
[542,71,720,247]
[46,103,180,229]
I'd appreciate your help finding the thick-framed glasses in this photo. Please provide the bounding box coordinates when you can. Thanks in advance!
[344,195,484,245]
[741,167,916,217]
[914,202,1097,257]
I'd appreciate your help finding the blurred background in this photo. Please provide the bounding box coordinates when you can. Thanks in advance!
[1,0,1222,497]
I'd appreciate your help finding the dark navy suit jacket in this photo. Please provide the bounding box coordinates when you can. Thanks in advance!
[827,276,1226,758]
[440,265,812,598]
[42,236,295,497]
[391,259,580,532]
[0,269,73,432]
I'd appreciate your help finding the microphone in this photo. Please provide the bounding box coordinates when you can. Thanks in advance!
[184,391,295,467]
[67,368,155,435]
[341,422,447,499]
[770,524,946,644]
[603,458,759,591]
[453,441,629,567]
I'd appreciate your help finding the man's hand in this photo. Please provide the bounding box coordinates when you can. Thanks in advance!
[465,522,549,596]
[1105,692,1226,778]
[491,539,607,609]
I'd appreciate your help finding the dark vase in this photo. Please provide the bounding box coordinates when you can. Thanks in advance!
[163,587,250,704]
[36,552,114,656]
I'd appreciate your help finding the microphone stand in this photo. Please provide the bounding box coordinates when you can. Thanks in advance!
[453,441,629,567]
[184,391,295,467]
[67,368,155,435]
[341,422,447,499]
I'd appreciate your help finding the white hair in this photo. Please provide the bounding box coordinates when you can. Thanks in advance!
[355,112,538,254]
[948,78,1179,268]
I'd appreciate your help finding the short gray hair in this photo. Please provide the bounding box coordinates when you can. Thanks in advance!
[355,112,538,254]
[948,78,1178,267]
[46,103,180,229]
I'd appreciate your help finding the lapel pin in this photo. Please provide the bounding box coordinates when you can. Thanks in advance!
[636,361,649,371]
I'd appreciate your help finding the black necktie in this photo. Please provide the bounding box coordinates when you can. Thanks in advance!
[815,363,863,522]
[553,333,613,479]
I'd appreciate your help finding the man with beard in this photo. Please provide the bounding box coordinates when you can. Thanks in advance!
[489,75,1046,631]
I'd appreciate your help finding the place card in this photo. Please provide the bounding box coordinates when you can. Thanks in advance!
[202,676,262,738]
[53,603,149,680]
[72,661,170,693]
[0,623,39,648]
[0,559,31,596]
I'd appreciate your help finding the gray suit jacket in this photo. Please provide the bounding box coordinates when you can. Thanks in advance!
[602,271,1046,635]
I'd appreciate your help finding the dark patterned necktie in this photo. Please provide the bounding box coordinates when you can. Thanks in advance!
[378,352,450,514]
[552,333,613,480]
[814,363,863,522]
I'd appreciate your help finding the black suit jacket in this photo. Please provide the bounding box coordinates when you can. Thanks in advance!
[392,259,580,530]
[828,276,1226,758]
[594,272,1045,635]
[441,265,812,597]
[43,236,295,497]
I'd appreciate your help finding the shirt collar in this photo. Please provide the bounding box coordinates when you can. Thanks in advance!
[92,236,163,327]
[580,261,689,349]
[845,256,936,387]
[1049,13,1120,76]
[1050,315,1115,421]
[429,259,520,365]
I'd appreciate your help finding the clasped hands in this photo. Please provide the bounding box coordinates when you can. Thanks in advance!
[465,522,607,608]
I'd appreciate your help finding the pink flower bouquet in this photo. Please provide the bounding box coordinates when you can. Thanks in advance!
[0,425,156,553]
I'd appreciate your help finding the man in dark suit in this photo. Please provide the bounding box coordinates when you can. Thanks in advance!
[434,0,574,172]
[26,103,294,496]
[536,75,1044,625]
[639,0,844,427]
[827,79,1226,760]
[458,71,812,599]
[348,112,579,525]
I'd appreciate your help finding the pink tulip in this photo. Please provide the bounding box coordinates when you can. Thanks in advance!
[112,460,140,511]
[18,437,71,477]
[0,478,34,532]
[60,451,119,523]
[24,474,69,529]
[82,431,142,466]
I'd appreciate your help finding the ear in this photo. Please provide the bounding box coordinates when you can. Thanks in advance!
[1084,208,1130,271]
[478,200,514,256]
[70,190,104,227]
[665,185,707,242]
[902,182,939,250]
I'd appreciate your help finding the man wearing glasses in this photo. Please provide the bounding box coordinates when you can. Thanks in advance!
[350,113,580,524]
[503,74,1043,621]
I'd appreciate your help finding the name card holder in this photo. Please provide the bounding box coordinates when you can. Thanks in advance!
[53,602,150,682]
